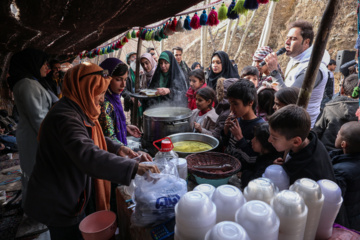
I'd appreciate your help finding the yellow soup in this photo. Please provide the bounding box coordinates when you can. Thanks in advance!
[173,140,213,153]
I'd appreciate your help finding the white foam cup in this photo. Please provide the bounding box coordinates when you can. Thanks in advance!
[263,164,290,191]
[193,184,216,198]
[316,179,343,239]
[235,200,279,240]
[243,177,278,204]
[290,178,324,240]
[271,190,308,240]
[175,191,216,239]
[211,185,246,222]
[205,221,251,240]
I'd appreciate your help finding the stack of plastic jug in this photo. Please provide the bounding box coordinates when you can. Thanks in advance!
[153,137,179,175]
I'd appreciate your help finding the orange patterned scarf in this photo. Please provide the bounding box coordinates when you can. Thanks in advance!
[62,62,112,211]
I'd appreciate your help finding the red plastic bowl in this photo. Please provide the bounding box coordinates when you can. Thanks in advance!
[79,210,117,240]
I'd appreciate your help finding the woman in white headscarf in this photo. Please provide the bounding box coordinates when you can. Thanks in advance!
[140,53,157,88]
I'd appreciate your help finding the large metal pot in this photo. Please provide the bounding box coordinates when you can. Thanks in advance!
[142,107,192,154]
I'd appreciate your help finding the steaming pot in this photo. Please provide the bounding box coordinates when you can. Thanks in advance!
[141,107,192,154]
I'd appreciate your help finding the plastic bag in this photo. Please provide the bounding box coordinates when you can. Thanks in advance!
[131,163,187,227]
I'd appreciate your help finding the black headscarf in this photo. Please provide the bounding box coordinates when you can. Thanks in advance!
[191,62,202,70]
[208,51,240,90]
[8,48,48,90]
[149,51,188,104]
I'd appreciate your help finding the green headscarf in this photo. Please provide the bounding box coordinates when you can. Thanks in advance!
[158,52,170,87]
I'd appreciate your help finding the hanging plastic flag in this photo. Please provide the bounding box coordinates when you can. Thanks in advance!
[244,0,259,9]
[257,0,269,3]
[131,29,136,38]
[207,7,220,26]
[184,15,192,30]
[227,0,239,19]
[200,10,208,26]
[190,12,201,29]
[218,3,228,21]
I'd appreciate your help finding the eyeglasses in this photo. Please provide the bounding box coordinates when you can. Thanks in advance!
[79,70,109,81]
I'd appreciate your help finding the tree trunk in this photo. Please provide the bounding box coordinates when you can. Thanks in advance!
[227,17,240,53]
[234,10,257,60]
[257,1,277,49]
[222,19,233,52]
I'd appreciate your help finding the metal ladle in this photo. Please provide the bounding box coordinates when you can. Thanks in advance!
[193,164,233,172]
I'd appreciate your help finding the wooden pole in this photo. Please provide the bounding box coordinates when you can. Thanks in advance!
[227,17,240,53]
[296,0,340,108]
[201,24,205,66]
[208,27,217,52]
[222,19,233,51]
[257,1,277,49]
[160,39,164,53]
[131,29,143,126]
[234,10,257,60]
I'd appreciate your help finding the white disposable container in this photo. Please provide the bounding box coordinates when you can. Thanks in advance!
[175,191,216,240]
[193,184,216,198]
[211,185,246,222]
[205,221,251,240]
[290,178,324,240]
[170,158,187,180]
[243,177,278,204]
[316,179,343,239]
[235,200,279,240]
[271,190,308,240]
[262,164,290,191]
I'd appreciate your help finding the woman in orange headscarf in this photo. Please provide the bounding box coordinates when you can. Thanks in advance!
[24,62,158,240]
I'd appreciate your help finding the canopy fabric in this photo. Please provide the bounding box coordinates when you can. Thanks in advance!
[0,0,203,71]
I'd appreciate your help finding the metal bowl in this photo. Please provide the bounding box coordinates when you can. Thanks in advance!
[167,133,219,158]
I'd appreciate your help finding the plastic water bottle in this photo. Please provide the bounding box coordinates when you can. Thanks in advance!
[153,137,179,175]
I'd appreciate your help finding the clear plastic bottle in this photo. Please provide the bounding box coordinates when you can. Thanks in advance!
[153,137,179,176]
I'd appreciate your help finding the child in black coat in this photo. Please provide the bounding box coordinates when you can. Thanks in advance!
[241,122,282,187]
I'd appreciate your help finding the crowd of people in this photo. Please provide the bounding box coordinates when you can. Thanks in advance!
[3,19,360,238]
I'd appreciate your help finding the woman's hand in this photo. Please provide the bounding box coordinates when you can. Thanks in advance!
[117,146,138,158]
[137,163,160,175]
[156,88,170,96]
[229,118,243,141]
[126,125,142,138]
[137,151,153,162]
[194,122,202,132]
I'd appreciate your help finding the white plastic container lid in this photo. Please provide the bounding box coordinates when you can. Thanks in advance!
[235,200,279,239]
[175,191,217,228]
[205,221,250,240]
[194,184,216,198]
[317,179,342,204]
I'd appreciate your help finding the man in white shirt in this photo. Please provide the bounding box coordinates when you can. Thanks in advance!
[264,20,330,127]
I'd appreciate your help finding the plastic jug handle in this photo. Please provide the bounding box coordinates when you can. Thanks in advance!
[153,137,173,151]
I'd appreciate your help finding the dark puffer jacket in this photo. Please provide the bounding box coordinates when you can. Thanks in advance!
[313,96,358,152]
[331,150,360,231]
